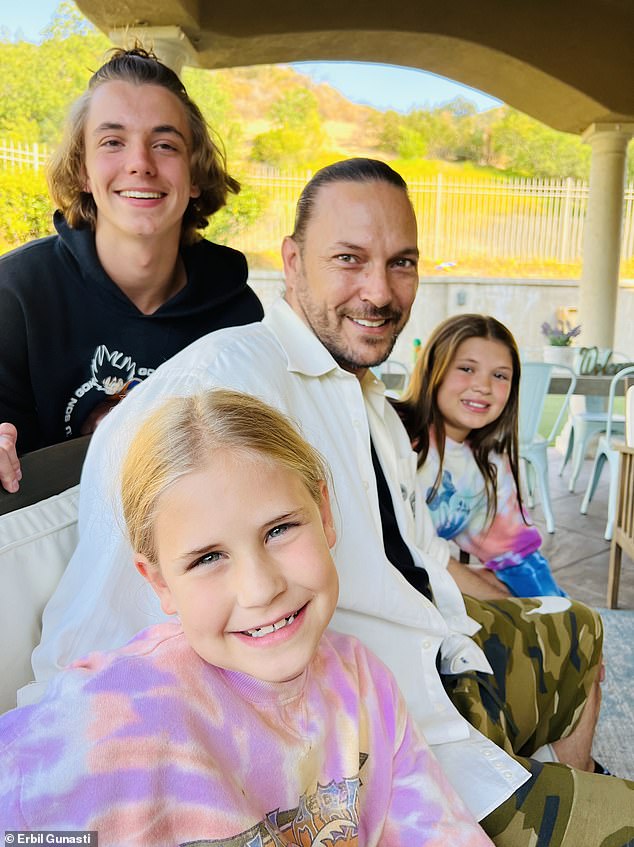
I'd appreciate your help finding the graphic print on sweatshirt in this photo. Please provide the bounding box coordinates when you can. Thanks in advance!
[63,344,151,437]
[426,469,476,538]
[181,768,364,847]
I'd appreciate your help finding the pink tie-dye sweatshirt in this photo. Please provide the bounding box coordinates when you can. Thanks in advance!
[1,623,492,846]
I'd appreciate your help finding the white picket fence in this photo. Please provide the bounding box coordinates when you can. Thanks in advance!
[1,145,633,264]
[0,140,49,171]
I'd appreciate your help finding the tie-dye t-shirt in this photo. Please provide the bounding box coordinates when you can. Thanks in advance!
[0,622,492,847]
[419,437,544,572]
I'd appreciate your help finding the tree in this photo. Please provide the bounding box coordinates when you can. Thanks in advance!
[43,0,99,38]
[268,88,322,135]
[0,3,109,144]
[372,101,485,164]
[395,126,427,160]
[371,109,402,155]
[489,109,590,179]
[182,68,244,158]
[251,87,325,167]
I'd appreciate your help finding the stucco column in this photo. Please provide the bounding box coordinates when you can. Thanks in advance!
[109,26,198,76]
[578,123,633,349]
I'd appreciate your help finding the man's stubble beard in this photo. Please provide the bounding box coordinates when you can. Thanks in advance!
[293,285,404,374]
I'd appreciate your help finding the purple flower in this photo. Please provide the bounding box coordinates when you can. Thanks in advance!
[541,321,581,347]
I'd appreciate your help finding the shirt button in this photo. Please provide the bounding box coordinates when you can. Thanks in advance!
[483,750,493,758]
[422,640,431,650]
[494,762,503,769]
[363,480,369,490]
[503,771,514,780]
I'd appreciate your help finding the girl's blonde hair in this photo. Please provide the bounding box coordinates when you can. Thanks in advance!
[394,313,523,525]
[121,389,329,565]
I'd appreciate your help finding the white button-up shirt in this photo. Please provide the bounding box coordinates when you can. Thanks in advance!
[30,298,529,820]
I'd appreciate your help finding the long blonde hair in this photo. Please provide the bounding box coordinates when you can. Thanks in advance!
[121,389,329,565]
[394,313,523,524]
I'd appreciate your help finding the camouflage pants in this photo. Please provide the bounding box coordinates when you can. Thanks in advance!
[443,595,634,846]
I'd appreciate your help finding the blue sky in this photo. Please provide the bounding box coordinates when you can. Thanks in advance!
[2,0,503,114]
[293,62,501,113]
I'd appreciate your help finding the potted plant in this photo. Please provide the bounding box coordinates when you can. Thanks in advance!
[541,320,581,367]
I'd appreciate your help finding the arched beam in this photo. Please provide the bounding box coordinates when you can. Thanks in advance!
[76,0,634,134]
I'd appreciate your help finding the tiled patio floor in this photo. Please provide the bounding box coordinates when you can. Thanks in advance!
[527,448,634,610]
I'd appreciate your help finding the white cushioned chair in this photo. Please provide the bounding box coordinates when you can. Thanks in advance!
[0,435,89,714]
[0,486,79,713]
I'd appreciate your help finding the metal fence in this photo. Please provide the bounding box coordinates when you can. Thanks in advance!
[235,166,312,256]
[234,167,634,264]
[0,140,49,171]
[410,175,591,264]
[1,146,633,263]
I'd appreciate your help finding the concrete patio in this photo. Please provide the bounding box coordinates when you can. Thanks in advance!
[528,448,634,609]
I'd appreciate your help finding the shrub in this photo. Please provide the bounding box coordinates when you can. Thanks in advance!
[251,128,306,167]
[203,179,266,245]
[0,169,54,249]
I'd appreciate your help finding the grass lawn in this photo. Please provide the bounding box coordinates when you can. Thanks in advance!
[539,396,568,442]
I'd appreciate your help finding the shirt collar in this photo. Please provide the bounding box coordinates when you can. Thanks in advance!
[262,297,340,377]
[263,299,391,416]
[361,369,389,420]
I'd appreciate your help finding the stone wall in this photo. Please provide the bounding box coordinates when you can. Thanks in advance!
[394,277,634,367]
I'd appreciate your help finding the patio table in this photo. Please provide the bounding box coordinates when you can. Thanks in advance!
[549,375,632,396]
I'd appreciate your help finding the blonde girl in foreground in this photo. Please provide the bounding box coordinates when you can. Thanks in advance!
[0,389,492,846]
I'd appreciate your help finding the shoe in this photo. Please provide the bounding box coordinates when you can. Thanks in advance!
[593,759,614,776]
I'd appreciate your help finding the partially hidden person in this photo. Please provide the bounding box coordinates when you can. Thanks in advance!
[0,388,493,846]
[395,313,567,597]
[0,47,263,493]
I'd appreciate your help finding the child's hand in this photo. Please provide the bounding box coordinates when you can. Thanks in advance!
[447,557,511,599]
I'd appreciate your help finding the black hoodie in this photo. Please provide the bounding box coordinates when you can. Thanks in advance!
[0,212,264,453]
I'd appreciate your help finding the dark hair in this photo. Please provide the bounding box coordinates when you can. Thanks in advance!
[291,158,409,247]
[48,46,239,245]
[395,313,524,525]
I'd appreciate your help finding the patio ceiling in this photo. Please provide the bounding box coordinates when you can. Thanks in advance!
[75,0,634,135]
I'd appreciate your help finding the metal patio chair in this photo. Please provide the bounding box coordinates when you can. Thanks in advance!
[519,362,577,533]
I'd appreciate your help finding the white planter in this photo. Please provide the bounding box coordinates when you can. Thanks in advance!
[543,345,578,369]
